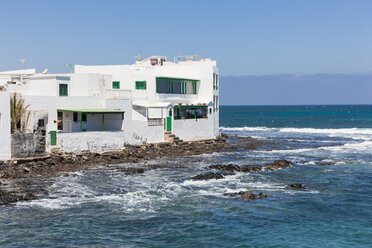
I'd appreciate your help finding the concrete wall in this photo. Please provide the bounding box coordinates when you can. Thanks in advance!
[128,121,165,143]
[56,123,164,153]
[57,131,129,153]
[11,133,46,158]
[172,118,215,141]
[0,91,11,160]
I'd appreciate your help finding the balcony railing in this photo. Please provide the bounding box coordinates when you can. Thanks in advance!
[148,118,163,126]
[105,89,132,100]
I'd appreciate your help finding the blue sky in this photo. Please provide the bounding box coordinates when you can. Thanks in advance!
[1,0,371,76]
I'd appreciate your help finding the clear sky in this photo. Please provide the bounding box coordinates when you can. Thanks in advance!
[1,0,371,76]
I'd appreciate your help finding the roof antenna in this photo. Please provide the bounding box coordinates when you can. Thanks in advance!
[20,58,27,74]
[64,64,73,73]
[135,52,142,61]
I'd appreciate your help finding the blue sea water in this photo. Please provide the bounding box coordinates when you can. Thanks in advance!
[1,105,372,247]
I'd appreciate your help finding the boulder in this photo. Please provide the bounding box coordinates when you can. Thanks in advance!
[241,192,269,200]
[224,191,269,200]
[264,160,292,169]
[287,183,306,189]
[209,164,262,173]
[191,172,224,180]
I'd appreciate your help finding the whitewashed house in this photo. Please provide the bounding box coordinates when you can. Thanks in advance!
[0,55,220,156]
[75,55,220,142]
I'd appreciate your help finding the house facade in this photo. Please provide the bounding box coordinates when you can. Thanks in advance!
[0,56,219,157]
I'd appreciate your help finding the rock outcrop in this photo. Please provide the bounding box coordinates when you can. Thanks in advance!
[225,191,269,200]
[191,172,224,181]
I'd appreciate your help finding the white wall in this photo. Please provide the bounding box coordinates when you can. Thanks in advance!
[75,60,217,106]
[56,123,164,153]
[57,131,129,153]
[0,91,11,160]
[172,117,215,141]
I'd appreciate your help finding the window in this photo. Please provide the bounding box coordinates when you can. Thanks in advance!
[38,119,45,127]
[112,81,120,89]
[59,84,68,96]
[82,113,87,122]
[57,111,63,130]
[156,77,198,94]
[174,106,208,120]
[213,73,216,89]
[135,81,146,90]
[73,112,78,122]
[156,78,169,93]
[215,74,218,89]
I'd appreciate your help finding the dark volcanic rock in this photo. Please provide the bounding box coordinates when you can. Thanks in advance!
[287,183,306,189]
[225,191,269,200]
[209,164,262,173]
[117,167,145,175]
[264,160,292,170]
[241,192,269,200]
[0,134,268,205]
[191,172,224,180]
[317,161,336,166]
[0,190,38,205]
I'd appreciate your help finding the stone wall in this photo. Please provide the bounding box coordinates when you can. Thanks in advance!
[11,133,46,158]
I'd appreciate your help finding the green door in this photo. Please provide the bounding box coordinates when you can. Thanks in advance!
[166,117,172,131]
[50,131,57,145]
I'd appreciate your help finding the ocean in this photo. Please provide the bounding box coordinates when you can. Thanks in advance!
[1,105,372,247]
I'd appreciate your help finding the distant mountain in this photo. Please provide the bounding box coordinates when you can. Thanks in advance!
[220,74,372,105]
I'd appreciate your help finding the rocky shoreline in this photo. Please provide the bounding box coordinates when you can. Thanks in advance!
[0,134,268,205]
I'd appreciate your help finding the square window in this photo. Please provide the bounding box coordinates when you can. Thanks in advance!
[135,81,146,90]
[113,81,120,89]
[59,84,68,96]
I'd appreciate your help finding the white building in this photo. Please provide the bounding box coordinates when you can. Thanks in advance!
[0,56,220,156]
[0,90,11,160]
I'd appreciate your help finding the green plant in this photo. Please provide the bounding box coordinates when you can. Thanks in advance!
[10,93,30,133]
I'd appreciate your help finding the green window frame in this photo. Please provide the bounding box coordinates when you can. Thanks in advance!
[156,77,198,94]
[59,84,68,96]
[112,81,120,89]
[135,81,146,90]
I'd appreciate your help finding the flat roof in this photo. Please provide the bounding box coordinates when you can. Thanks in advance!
[57,108,125,113]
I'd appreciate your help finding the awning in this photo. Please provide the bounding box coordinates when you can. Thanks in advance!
[57,108,125,114]
[174,104,209,108]
[132,101,172,108]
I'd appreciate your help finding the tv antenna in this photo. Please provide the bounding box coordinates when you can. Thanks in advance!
[20,58,27,73]
[135,52,142,61]
[64,64,73,73]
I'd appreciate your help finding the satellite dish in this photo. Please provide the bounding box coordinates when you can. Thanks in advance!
[42,69,49,74]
